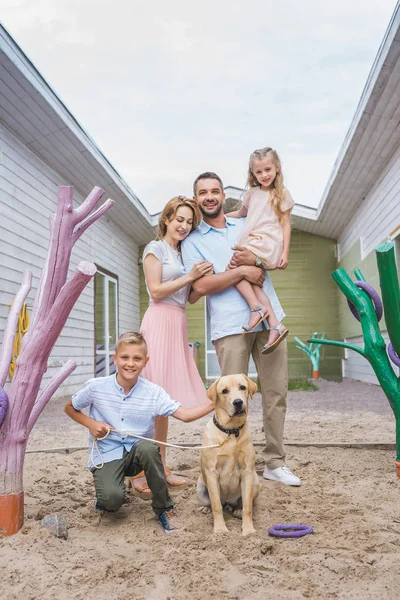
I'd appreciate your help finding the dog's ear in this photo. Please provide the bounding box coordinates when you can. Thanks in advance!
[207,378,220,404]
[243,375,257,398]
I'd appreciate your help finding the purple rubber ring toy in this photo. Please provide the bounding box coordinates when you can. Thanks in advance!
[268,524,313,538]
[388,342,400,367]
[347,281,383,322]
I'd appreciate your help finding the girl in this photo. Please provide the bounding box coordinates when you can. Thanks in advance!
[131,196,213,497]
[226,147,294,354]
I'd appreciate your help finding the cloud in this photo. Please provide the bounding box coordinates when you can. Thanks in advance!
[1,0,397,213]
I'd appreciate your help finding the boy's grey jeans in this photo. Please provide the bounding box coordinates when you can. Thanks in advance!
[92,439,174,516]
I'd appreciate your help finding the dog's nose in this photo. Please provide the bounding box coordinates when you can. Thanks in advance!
[233,399,243,409]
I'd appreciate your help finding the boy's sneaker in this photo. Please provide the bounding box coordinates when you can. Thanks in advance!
[158,509,180,534]
[263,465,301,486]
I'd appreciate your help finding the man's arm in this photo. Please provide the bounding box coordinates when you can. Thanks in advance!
[181,237,264,295]
[64,399,111,438]
[191,265,264,295]
[172,400,214,423]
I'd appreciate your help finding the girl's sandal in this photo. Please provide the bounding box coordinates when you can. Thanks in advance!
[129,471,152,500]
[242,306,269,334]
[262,323,289,355]
[165,467,188,488]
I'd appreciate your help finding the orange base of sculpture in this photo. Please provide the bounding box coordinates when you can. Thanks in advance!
[312,370,319,380]
[0,492,24,537]
[396,461,400,479]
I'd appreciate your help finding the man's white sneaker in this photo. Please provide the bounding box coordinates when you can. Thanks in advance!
[263,465,301,486]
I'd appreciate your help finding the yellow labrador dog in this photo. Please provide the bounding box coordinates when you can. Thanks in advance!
[197,374,261,535]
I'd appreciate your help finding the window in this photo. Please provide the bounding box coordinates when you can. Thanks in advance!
[204,302,257,379]
[94,270,118,377]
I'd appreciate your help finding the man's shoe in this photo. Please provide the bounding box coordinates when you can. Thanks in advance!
[158,509,180,534]
[263,465,301,486]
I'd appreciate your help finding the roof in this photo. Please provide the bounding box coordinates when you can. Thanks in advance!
[0,24,156,245]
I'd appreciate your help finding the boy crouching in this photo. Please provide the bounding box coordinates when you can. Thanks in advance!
[64,331,214,534]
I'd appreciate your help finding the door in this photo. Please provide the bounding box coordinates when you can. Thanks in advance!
[95,270,118,377]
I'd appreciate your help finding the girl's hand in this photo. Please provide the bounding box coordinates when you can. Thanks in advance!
[89,421,113,439]
[277,253,289,269]
[189,261,214,281]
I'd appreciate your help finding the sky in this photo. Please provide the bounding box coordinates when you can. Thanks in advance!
[1,0,398,214]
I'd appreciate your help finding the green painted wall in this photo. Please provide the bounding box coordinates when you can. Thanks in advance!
[139,230,343,381]
[272,230,342,380]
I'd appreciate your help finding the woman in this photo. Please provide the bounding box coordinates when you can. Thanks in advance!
[131,196,213,497]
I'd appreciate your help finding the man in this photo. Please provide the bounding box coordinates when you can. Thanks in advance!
[181,172,300,486]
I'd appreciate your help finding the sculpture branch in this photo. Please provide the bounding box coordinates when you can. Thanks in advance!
[27,360,77,433]
[0,185,114,536]
[73,198,115,243]
[308,337,366,358]
[376,241,400,358]
[73,186,104,224]
[30,186,106,329]
[310,250,400,473]
[0,271,32,387]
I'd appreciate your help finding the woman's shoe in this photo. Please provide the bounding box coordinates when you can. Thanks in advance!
[165,467,188,487]
[242,306,269,334]
[262,324,289,354]
[129,471,152,500]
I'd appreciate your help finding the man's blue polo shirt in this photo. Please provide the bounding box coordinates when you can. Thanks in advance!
[181,217,284,342]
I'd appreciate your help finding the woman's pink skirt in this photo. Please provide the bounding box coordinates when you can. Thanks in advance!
[140,302,208,407]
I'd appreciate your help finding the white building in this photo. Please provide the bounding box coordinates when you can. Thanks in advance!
[0,25,156,397]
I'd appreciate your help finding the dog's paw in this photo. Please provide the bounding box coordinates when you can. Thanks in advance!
[197,506,212,514]
[242,524,256,536]
[232,509,243,520]
[213,525,229,534]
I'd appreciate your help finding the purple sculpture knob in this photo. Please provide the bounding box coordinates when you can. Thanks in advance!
[0,387,9,428]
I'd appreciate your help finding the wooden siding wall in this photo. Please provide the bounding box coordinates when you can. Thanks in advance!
[338,144,400,260]
[272,230,342,380]
[139,230,342,381]
[0,124,140,397]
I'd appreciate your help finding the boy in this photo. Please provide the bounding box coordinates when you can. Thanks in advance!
[64,331,214,534]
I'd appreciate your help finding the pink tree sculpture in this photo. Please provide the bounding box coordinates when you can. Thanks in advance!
[0,186,114,536]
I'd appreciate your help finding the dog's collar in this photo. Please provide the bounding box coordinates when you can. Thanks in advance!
[213,414,245,438]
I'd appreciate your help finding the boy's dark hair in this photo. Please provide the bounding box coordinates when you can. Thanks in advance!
[193,172,224,195]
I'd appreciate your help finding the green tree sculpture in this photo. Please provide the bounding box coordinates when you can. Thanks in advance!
[309,241,400,477]
[294,333,325,380]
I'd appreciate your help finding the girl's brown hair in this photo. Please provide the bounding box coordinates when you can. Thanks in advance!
[156,196,201,242]
[247,147,285,217]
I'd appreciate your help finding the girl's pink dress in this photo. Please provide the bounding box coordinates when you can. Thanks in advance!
[239,187,294,269]
[140,240,207,407]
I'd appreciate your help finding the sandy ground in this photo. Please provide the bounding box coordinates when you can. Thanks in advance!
[1,379,400,600]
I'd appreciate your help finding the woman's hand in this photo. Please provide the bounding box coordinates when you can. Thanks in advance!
[189,260,214,281]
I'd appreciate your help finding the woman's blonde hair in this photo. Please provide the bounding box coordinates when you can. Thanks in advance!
[156,196,201,243]
[247,147,285,217]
